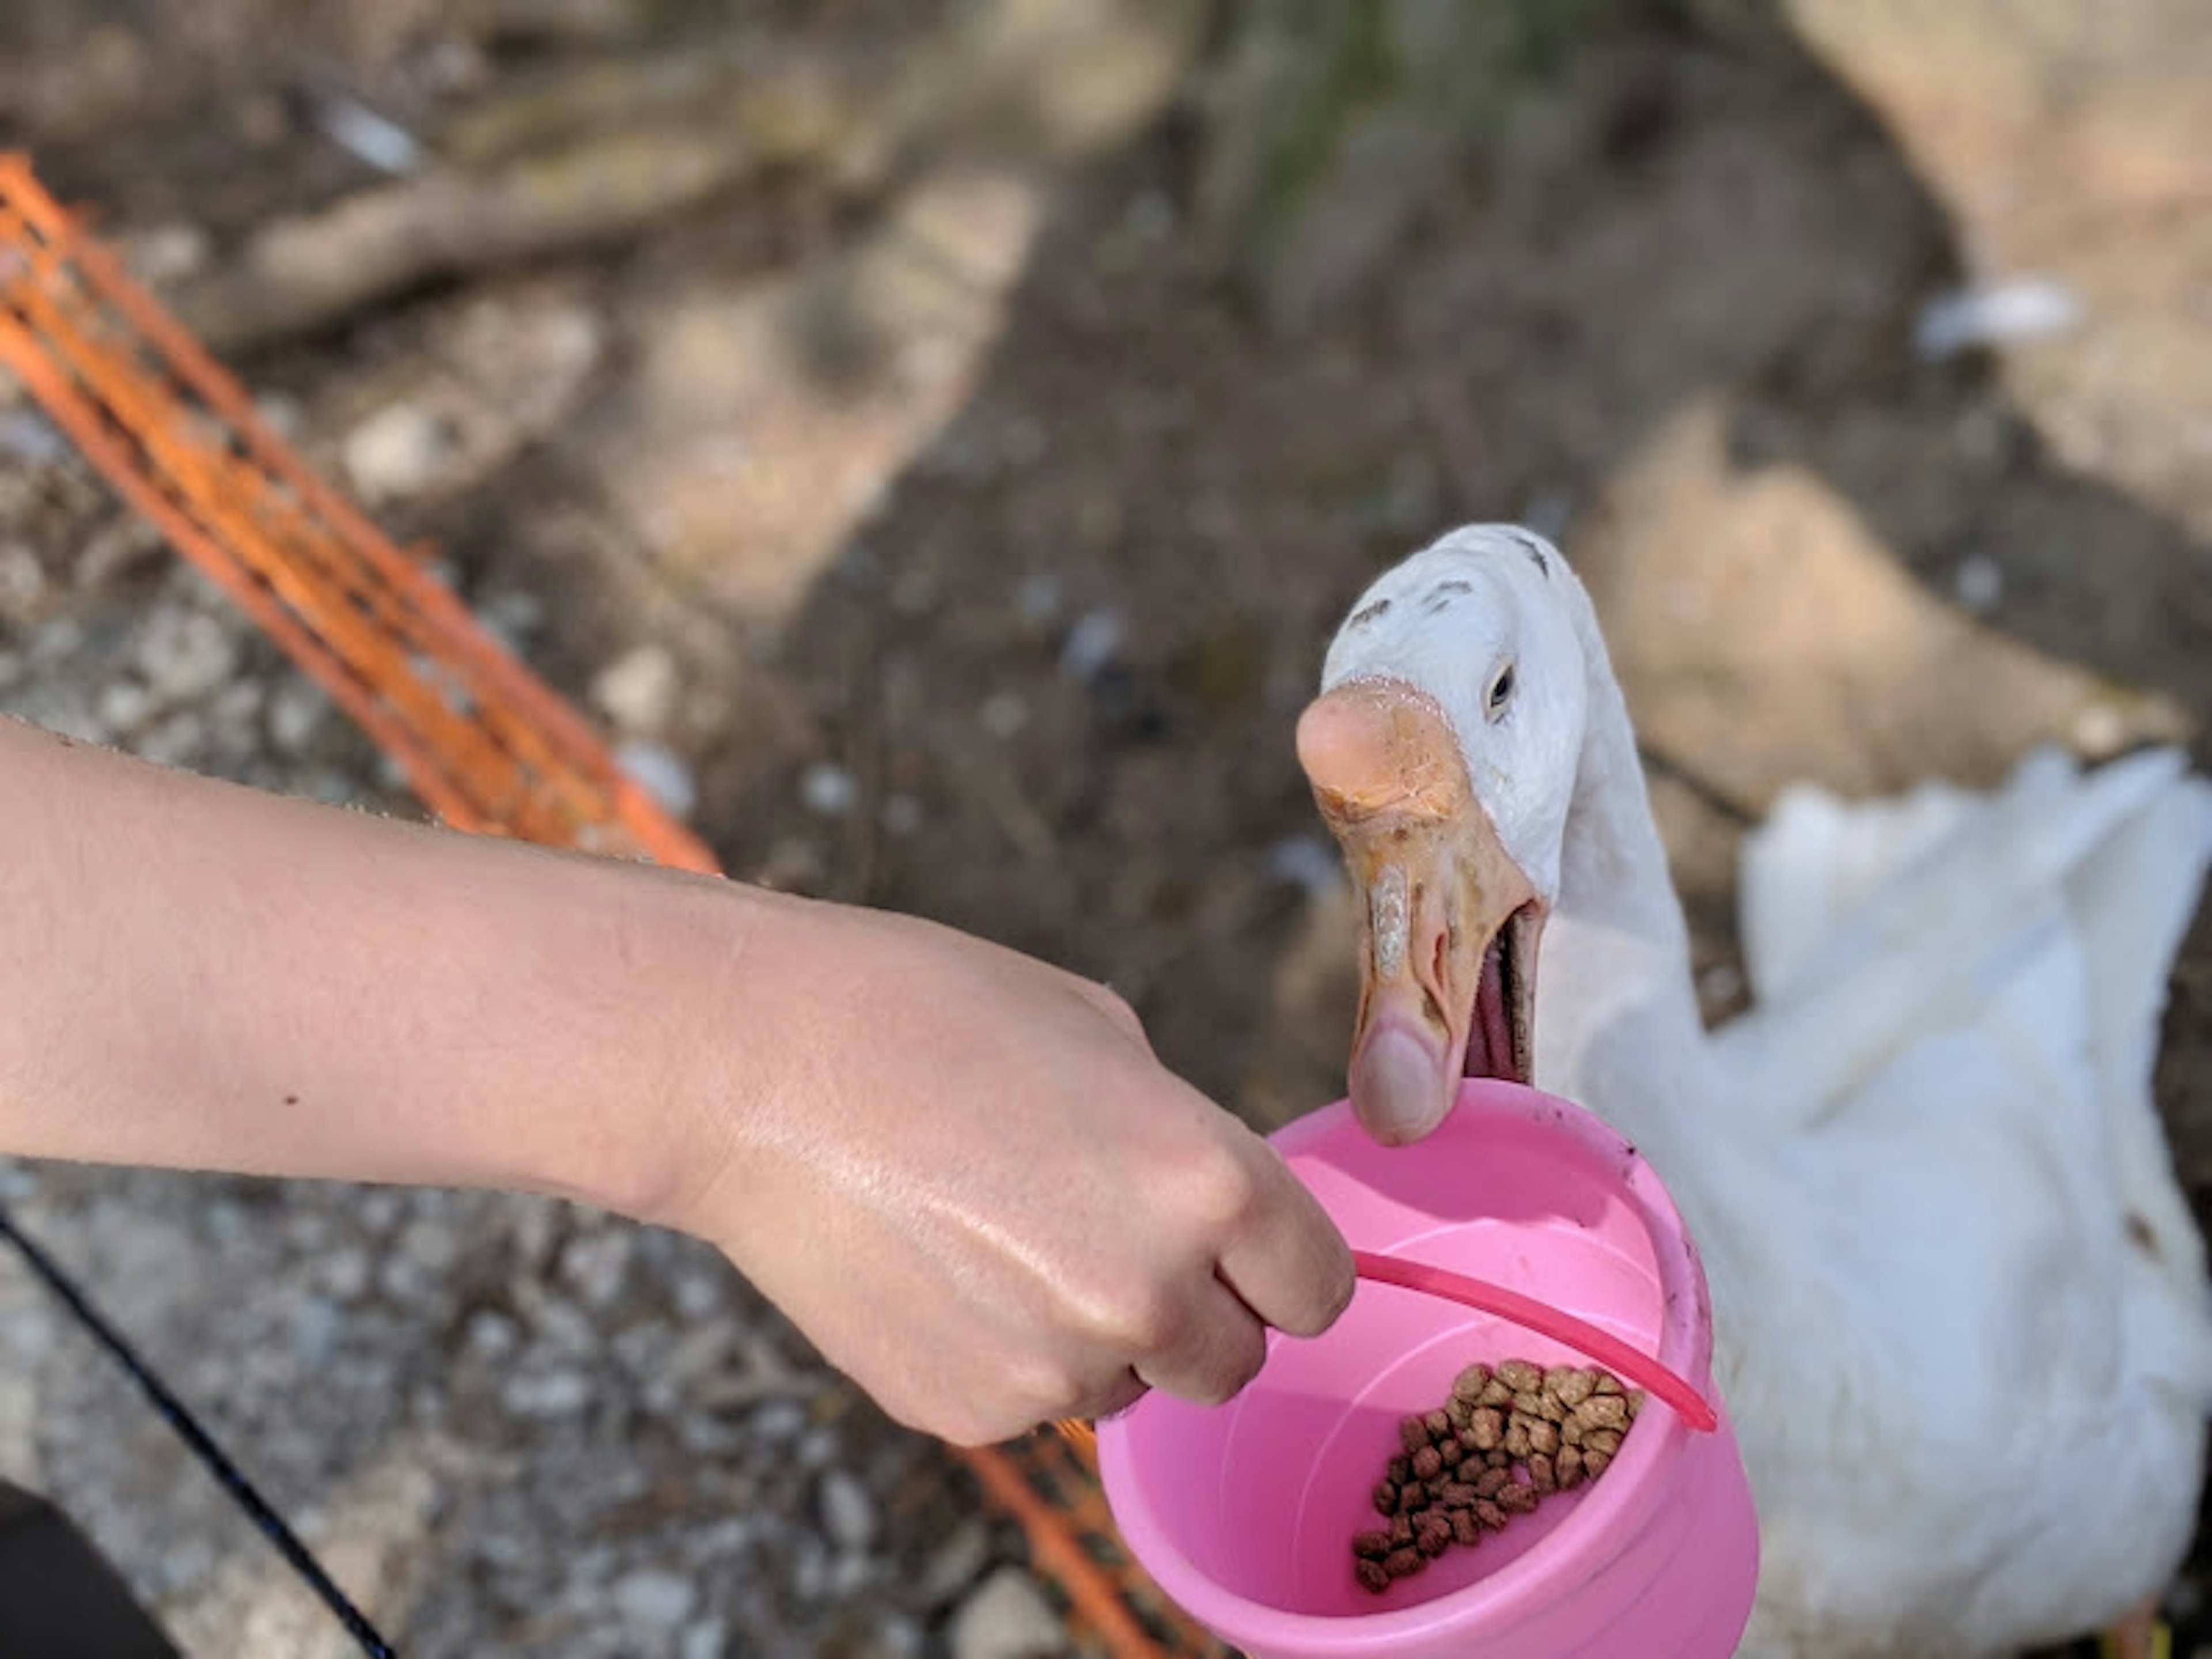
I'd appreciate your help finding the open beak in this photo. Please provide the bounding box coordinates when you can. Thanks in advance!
[1296,679,1543,1145]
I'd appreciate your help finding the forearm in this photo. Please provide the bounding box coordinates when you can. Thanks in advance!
[0,715,755,1219]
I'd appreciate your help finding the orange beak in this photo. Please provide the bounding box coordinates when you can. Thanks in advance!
[1296,680,1541,1145]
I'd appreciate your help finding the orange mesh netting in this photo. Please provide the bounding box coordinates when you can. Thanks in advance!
[0,153,1226,1659]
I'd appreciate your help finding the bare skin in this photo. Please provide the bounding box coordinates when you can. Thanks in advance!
[0,715,1353,1445]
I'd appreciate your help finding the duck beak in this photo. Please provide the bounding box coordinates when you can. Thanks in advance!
[1297,680,1542,1145]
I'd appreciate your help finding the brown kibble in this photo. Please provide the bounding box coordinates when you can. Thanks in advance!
[1585,1449,1612,1480]
[1496,1359,1543,1393]
[1527,1418,1560,1456]
[1452,1363,1491,1402]
[1474,1465,1511,1498]
[1388,1456,1411,1484]
[1446,1396,1474,1429]
[1400,1417,1432,1454]
[1486,1448,1512,1470]
[1626,1390,1647,1419]
[1424,1408,1453,1441]
[1439,1480,1480,1508]
[1411,1446,1444,1481]
[1585,1428,1624,1457]
[1557,1444,1586,1488]
[1575,1395,1630,1431]
[1546,1366,1596,1407]
[1384,1547,1424,1580]
[1498,1480,1540,1515]
[1594,1372,1624,1396]
[1503,1418,1533,1460]
[1473,1498,1508,1530]
[1468,1407,1504,1450]
[1451,1509,1483,1547]
[1357,1558,1393,1594]
[1477,1378,1514,1408]
[1372,1480,1399,1517]
[1417,1518,1452,1558]
[1535,1392,1568,1423]
[1354,1529,1394,1559]
[1560,1416,1584,1447]
[1528,1452,1557,1494]
[1388,1513,1415,1547]
[1437,1438,1464,1469]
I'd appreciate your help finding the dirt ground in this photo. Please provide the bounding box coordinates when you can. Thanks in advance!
[2,2,2210,1655]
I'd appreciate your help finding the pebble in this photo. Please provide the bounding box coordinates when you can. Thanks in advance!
[96,679,154,734]
[820,1469,878,1552]
[616,740,698,818]
[801,760,858,817]
[135,606,238,702]
[1059,609,1123,683]
[503,1367,593,1419]
[590,643,682,735]
[916,1517,992,1608]
[751,1398,808,1443]
[613,1568,697,1632]
[948,1567,1068,1659]
[1953,555,2003,612]
[979,690,1028,739]
[267,679,327,755]
[342,401,457,502]
[560,1228,634,1311]
[0,541,45,616]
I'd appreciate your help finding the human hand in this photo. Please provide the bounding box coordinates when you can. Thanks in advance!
[655,897,1355,1445]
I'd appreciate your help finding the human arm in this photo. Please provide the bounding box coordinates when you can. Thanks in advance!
[0,714,1353,1441]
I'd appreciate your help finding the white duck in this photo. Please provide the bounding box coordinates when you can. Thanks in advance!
[1295,524,2212,1658]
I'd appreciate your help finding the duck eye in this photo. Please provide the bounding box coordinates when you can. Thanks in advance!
[1486,662,1516,721]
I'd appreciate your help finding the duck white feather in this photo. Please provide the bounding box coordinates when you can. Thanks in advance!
[1315,525,2212,1657]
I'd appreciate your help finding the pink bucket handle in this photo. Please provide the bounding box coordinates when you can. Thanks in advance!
[1351,1251,1718,1433]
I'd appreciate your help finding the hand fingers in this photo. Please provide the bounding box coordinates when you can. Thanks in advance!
[1215,1142,1355,1340]
[1134,1273,1269,1407]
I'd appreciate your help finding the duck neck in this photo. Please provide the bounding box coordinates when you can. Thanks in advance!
[1533,587,1766,1322]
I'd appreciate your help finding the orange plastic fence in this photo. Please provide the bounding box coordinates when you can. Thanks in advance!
[0,153,1228,1659]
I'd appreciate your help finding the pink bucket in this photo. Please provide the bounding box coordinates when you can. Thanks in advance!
[1095,1080,1759,1659]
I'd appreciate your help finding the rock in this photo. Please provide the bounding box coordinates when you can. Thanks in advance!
[590,642,682,735]
[947,1567,1067,1659]
[819,1470,877,1552]
[1058,609,1123,682]
[801,761,858,817]
[559,1226,634,1310]
[342,402,459,502]
[0,541,45,620]
[136,606,238,702]
[613,1567,698,1633]
[915,1517,992,1609]
[979,691,1028,739]
[96,679,154,734]
[615,740,698,818]
[503,1366,593,1419]
[267,679,328,755]
[400,1215,463,1274]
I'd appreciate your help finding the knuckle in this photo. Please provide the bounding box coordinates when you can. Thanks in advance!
[1185,1147,1264,1236]
[1081,980,1150,1047]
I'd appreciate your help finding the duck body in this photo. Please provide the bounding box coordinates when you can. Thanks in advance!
[1305,527,2212,1657]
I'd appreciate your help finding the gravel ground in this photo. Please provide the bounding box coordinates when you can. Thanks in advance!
[2,2,2210,1656]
